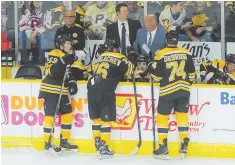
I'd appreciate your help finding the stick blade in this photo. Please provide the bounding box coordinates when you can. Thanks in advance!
[129,145,140,156]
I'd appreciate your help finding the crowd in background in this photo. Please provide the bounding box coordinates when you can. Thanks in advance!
[1,1,235,85]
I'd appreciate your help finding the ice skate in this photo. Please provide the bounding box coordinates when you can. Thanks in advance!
[179,138,190,159]
[98,140,114,160]
[44,142,62,155]
[60,139,78,152]
[153,138,169,160]
[95,137,101,152]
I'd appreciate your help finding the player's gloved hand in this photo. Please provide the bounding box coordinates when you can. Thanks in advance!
[61,52,78,65]
[68,80,78,95]
[213,71,227,84]
[83,71,93,79]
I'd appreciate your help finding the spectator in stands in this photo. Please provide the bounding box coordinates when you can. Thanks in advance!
[84,1,116,40]
[44,2,85,30]
[54,10,85,59]
[134,14,166,58]
[186,1,221,42]
[74,1,96,12]
[106,3,142,55]
[19,1,46,65]
[226,1,235,14]
[225,1,235,42]
[159,1,199,41]
[126,1,144,27]
[147,1,165,15]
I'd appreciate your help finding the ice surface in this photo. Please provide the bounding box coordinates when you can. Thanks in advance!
[1,148,235,165]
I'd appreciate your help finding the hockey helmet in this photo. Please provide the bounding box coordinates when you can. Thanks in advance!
[55,34,73,49]
[97,39,120,54]
[226,53,235,64]
[165,30,179,46]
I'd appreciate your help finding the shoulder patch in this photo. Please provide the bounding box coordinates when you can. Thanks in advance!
[49,49,64,57]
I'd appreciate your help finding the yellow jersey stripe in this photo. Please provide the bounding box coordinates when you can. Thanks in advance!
[160,83,190,93]
[160,80,190,90]
[41,83,68,89]
[72,61,86,70]
[40,88,68,95]
[150,73,162,81]
[160,87,190,97]
[189,73,196,75]
[101,52,126,59]
[41,86,68,92]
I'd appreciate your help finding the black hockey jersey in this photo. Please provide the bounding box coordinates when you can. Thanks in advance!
[148,47,196,97]
[91,51,134,90]
[39,49,86,97]
[200,59,235,85]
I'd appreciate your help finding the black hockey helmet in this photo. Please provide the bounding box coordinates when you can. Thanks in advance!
[137,55,151,64]
[97,39,120,54]
[55,34,73,49]
[165,30,179,46]
[226,53,235,64]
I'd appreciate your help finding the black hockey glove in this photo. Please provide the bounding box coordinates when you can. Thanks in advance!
[68,80,78,95]
[212,72,227,85]
[61,52,78,65]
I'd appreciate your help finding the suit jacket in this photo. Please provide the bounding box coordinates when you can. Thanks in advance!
[134,25,166,58]
[106,19,142,46]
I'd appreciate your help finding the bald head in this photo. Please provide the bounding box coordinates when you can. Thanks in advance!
[64,10,76,26]
[145,14,158,31]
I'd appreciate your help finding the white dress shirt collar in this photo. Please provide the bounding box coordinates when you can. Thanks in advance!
[147,26,158,45]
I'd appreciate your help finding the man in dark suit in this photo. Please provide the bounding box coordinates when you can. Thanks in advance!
[106,3,142,55]
[134,14,166,58]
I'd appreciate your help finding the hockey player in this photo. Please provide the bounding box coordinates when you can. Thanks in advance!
[39,34,86,154]
[200,54,235,85]
[135,55,151,82]
[87,39,135,159]
[147,31,196,159]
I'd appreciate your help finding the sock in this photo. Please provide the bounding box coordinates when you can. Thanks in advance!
[43,116,54,143]
[176,112,189,143]
[61,112,73,139]
[92,118,101,139]
[156,114,169,145]
[100,121,111,146]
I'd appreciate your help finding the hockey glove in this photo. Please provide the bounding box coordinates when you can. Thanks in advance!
[61,52,78,65]
[212,72,227,85]
[68,80,78,95]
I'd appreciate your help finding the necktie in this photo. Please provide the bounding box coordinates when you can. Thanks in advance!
[147,32,152,47]
[121,23,126,55]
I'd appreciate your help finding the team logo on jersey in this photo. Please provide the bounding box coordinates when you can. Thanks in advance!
[112,93,143,130]
[192,13,208,27]
[73,33,78,38]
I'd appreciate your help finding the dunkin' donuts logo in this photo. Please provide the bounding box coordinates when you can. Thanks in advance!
[1,95,87,127]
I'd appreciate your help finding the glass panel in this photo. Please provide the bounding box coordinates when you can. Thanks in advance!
[225,1,235,58]
[147,1,221,42]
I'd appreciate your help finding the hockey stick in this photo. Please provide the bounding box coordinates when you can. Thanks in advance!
[48,65,70,145]
[150,78,156,153]
[129,74,142,155]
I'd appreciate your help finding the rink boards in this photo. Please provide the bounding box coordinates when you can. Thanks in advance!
[1,80,235,158]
